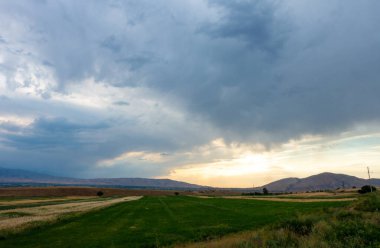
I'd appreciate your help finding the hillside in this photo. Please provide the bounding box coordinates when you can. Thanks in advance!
[0,167,78,183]
[0,167,204,189]
[262,172,380,192]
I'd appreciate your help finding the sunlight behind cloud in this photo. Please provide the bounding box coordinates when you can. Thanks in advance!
[168,133,380,187]
[98,151,169,167]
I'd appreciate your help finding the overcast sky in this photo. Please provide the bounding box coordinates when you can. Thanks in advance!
[0,0,380,187]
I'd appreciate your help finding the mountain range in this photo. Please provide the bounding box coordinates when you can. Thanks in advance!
[0,167,379,191]
[0,167,204,189]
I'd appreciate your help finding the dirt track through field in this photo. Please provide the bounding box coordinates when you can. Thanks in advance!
[0,196,142,231]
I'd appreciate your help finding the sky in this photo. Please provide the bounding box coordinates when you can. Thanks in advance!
[0,0,380,187]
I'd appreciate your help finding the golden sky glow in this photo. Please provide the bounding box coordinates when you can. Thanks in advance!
[166,132,380,187]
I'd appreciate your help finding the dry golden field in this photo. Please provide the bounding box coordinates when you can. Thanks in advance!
[0,196,141,233]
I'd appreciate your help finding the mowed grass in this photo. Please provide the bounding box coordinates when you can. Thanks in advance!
[0,196,349,248]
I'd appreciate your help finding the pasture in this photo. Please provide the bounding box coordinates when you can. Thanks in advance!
[0,195,349,248]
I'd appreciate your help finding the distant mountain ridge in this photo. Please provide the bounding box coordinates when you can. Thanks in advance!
[0,167,205,189]
[261,172,380,192]
[1,168,379,191]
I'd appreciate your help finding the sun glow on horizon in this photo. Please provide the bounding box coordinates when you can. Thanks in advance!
[167,133,380,187]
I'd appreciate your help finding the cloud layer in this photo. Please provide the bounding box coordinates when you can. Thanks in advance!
[0,0,380,184]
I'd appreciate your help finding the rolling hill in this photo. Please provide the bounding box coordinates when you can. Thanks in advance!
[261,172,380,192]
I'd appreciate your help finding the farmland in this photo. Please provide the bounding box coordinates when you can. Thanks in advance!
[183,192,380,248]
[0,195,349,248]
[0,196,141,232]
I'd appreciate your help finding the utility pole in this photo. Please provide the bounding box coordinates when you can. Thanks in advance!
[367,166,373,193]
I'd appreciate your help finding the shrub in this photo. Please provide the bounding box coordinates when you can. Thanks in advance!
[358,185,377,194]
[174,192,179,196]
[328,219,380,247]
[264,229,299,248]
[97,191,104,197]
[354,193,380,212]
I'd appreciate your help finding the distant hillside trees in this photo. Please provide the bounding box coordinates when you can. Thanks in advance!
[358,185,377,194]
[263,188,269,195]
[358,185,376,194]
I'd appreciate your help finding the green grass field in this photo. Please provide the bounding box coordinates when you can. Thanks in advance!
[185,193,380,248]
[0,196,349,248]
[248,195,357,199]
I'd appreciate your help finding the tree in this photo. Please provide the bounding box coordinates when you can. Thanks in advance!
[263,187,269,195]
[97,191,104,197]
[358,185,377,194]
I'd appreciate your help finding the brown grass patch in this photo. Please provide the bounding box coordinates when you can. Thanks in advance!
[0,186,241,197]
[0,196,95,206]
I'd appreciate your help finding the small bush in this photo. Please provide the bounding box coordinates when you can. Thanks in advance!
[174,192,179,196]
[97,191,104,197]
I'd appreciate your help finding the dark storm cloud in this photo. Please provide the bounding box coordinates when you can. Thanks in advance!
[0,114,191,176]
[0,93,205,176]
[139,0,380,144]
[2,118,108,150]
[1,0,380,177]
[0,117,109,176]
[202,0,288,54]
